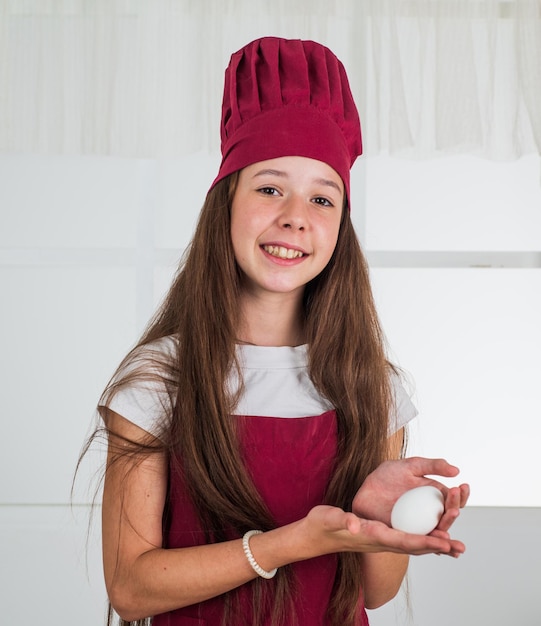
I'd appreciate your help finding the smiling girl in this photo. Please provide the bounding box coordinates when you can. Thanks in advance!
[93,37,469,626]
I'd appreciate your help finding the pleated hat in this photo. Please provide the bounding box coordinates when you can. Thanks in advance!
[211,37,362,205]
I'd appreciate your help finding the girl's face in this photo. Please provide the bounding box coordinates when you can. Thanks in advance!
[231,156,344,300]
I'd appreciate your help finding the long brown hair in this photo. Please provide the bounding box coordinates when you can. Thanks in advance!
[96,171,394,626]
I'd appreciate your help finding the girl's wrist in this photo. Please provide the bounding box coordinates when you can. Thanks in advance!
[247,520,313,573]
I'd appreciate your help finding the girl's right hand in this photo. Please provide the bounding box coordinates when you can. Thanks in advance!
[302,504,465,558]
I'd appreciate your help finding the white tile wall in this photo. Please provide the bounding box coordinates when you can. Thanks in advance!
[1,266,136,504]
[0,155,140,249]
[371,267,541,506]
[364,154,541,251]
[154,152,220,251]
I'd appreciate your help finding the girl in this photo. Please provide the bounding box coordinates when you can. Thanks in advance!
[95,37,469,626]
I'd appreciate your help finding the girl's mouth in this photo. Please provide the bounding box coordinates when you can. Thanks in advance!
[262,245,305,259]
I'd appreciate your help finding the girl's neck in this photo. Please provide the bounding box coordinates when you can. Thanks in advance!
[236,291,305,347]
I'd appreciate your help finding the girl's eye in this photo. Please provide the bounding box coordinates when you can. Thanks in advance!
[258,186,279,196]
[313,197,333,207]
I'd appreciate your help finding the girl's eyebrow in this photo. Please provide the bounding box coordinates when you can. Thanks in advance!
[314,177,342,193]
[252,169,342,193]
[252,168,287,178]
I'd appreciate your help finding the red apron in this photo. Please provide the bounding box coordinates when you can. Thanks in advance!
[153,410,368,625]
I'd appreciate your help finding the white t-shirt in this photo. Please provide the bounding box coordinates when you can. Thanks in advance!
[102,336,417,439]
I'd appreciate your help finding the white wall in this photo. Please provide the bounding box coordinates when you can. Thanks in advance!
[360,154,541,507]
[1,152,540,624]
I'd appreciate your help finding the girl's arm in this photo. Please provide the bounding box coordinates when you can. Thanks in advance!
[103,412,467,621]
[357,428,409,609]
[354,429,470,609]
[102,409,263,621]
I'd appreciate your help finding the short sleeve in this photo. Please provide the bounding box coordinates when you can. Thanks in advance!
[389,371,418,434]
[98,336,177,439]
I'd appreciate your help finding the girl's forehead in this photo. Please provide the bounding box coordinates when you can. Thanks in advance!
[240,156,344,190]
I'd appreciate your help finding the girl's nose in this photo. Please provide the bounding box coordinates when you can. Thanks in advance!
[280,195,307,231]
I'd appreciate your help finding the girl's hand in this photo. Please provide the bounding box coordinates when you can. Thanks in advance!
[302,503,465,558]
[351,457,470,551]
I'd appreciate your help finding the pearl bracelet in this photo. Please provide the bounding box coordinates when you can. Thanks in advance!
[242,530,278,579]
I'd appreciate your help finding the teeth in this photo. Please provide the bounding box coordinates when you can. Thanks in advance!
[263,245,304,259]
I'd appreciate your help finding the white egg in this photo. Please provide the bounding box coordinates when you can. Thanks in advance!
[391,486,445,535]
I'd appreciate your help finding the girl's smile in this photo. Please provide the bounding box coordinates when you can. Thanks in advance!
[261,244,306,261]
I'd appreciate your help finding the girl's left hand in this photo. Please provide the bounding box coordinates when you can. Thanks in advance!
[352,457,470,535]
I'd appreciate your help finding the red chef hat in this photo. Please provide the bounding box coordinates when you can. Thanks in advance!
[211,37,362,207]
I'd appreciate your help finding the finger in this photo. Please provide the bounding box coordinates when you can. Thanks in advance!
[430,528,451,540]
[406,457,461,480]
[320,507,365,536]
[428,530,465,558]
[398,533,454,556]
[442,482,469,511]
[365,521,455,556]
[437,485,469,532]
[320,506,355,532]
[344,512,363,534]
[437,488,462,532]
[439,508,460,533]
[459,483,471,508]
[446,486,462,511]
[447,539,466,558]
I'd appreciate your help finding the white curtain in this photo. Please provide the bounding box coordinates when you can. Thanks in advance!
[0,0,539,159]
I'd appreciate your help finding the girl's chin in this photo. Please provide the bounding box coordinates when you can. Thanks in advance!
[240,280,307,299]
